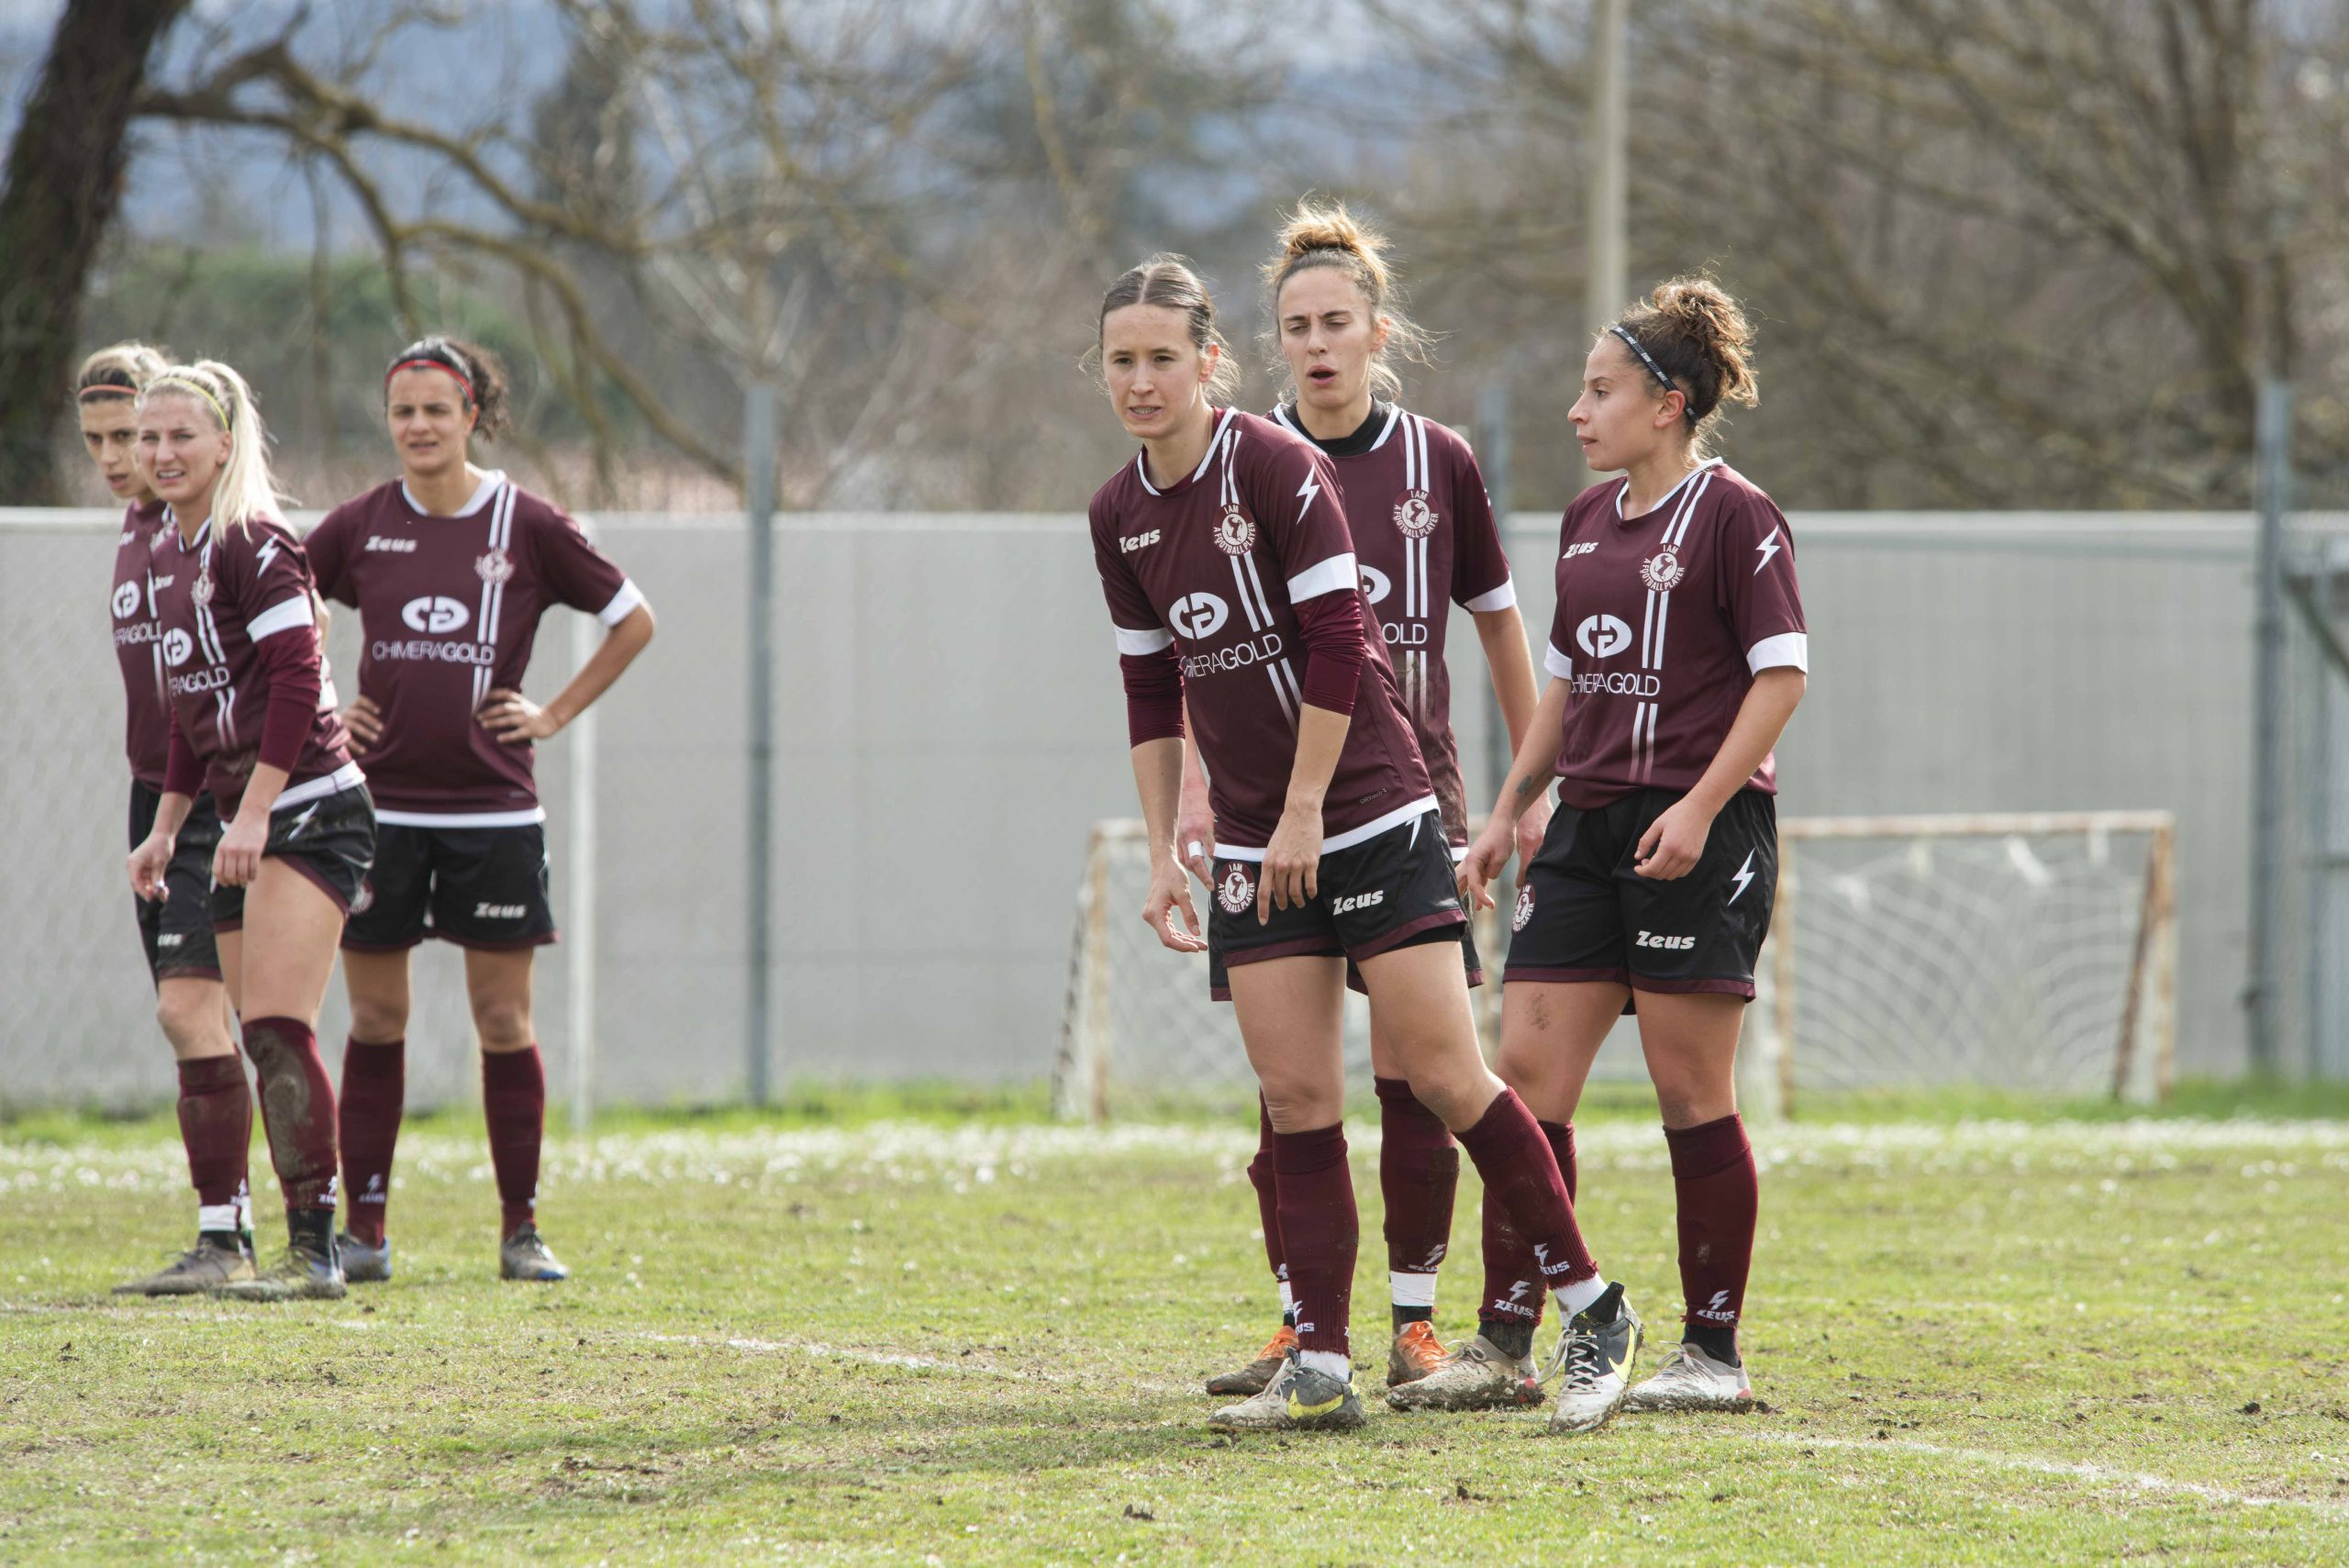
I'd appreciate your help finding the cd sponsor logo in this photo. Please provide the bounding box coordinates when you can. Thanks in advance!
[371,638,495,666]
[113,622,161,648]
[1568,670,1661,697]
[1166,592,1229,640]
[1381,621,1430,647]
[1217,862,1255,916]
[1214,506,1257,556]
[112,581,142,618]
[1359,563,1391,605]
[1639,547,1685,593]
[1575,613,1632,660]
[400,595,471,634]
[1179,633,1284,678]
[167,666,231,697]
[1393,488,1437,539]
[162,628,195,667]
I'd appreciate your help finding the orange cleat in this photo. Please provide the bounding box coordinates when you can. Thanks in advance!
[1205,1324,1299,1396]
[1386,1318,1450,1387]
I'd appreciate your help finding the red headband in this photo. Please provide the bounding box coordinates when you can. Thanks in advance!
[386,358,475,406]
[78,384,137,401]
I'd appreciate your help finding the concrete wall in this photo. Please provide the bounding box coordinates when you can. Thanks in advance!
[1,508,2313,1108]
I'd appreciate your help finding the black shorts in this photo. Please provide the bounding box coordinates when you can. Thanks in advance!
[344,821,559,952]
[1207,896,1482,1000]
[129,782,223,984]
[1504,786,1776,999]
[1206,811,1466,997]
[210,785,377,932]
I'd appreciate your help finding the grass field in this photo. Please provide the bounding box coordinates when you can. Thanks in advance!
[3,1097,2347,1565]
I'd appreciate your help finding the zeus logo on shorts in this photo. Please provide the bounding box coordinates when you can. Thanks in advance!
[1575,614,1632,660]
[1635,930,1696,951]
[1167,592,1229,640]
[401,595,471,634]
[474,902,527,920]
[1330,890,1386,915]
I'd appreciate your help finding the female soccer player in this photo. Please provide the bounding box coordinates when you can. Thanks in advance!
[1091,255,1640,1434]
[303,337,654,1284]
[128,361,374,1301]
[1188,204,1553,1399]
[85,343,256,1295]
[1462,279,1805,1412]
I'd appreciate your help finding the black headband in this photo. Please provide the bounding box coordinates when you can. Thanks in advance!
[1609,324,1675,394]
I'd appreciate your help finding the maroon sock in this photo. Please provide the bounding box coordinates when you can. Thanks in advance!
[1374,1075,1458,1283]
[1271,1122,1357,1359]
[240,1017,340,1210]
[1667,1115,1757,1351]
[1246,1097,1288,1311]
[337,1038,406,1246]
[1479,1118,1576,1330]
[175,1054,251,1227]
[482,1046,546,1237]
[1458,1089,1595,1312]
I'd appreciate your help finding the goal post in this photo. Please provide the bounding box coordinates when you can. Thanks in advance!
[1055,809,2176,1121]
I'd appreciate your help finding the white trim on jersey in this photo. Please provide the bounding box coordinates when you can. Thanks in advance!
[597,579,645,627]
[402,469,507,519]
[1114,625,1174,656]
[246,595,313,642]
[1450,844,1472,864]
[1133,409,1234,497]
[272,762,365,813]
[1544,643,1575,680]
[1747,631,1809,673]
[1401,413,1419,491]
[1369,406,1403,450]
[1236,553,1276,630]
[1286,551,1358,603]
[375,806,548,828]
[1613,454,1722,521]
[1462,578,1517,614]
[1213,796,1440,862]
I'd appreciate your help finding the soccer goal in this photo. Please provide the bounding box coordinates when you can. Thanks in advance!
[1052,810,2176,1121]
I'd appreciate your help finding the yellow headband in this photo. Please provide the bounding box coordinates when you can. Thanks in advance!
[146,375,231,432]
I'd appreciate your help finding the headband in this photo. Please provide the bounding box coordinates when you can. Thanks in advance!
[386,351,475,407]
[146,375,231,431]
[1609,324,1676,395]
[78,383,137,402]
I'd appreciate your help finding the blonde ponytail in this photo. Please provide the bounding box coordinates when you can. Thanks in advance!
[139,361,295,540]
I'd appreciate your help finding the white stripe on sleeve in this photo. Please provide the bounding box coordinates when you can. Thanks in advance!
[1462,578,1517,614]
[597,579,647,627]
[246,595,315,642]
[1115,625,1174,656]
[1286,551,1359,603]
[1747,631,1809,673]
[1544,643,1575,679]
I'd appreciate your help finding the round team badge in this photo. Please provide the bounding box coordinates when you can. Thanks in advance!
[474,547,516,585]
[190,569,215,610]
[1639,547,1686,593]
[1512,883,1536,933]
[1393,488,1437,539]
[1215,506,1257,556]
[349,880,375,917]
[1217,862,1256,917]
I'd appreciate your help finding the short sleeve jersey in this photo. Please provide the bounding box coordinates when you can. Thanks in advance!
[110,497,173,788]
[151,516,360,817]
[1269,403,1512,849]
[1543,459,1807,810]
[1090,408,1434,856]
[304,472,642,825]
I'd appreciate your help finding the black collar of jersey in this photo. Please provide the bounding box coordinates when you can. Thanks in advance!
[1278,400,1394,459]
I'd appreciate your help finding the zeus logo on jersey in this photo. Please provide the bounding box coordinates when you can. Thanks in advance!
[400,595,471,634]
[1119,529,1160,554]
[1167,593,1229,640]
[112,581,142,619]
[162,628,195,668]
[365,536,418,553]
[1635,930,1696,951]
[1562,542,1598,562]
[1330,890,1386,915]
[1575,614,1632,660]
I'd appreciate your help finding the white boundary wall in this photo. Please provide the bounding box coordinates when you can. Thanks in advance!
[0,509,2316,1108]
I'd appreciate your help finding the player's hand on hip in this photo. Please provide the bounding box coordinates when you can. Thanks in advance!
[213,810,268,889]
[1258,803,1320,924]
[1633,796,1713,881]
[1459,819,1512,910]
[480,689,562,744]
[1174,796,1216,891]
[1141,858,1208,952]
[341,694,384,752]
[128,833,173,901]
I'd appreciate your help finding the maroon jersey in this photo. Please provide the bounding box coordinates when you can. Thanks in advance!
[1544,459,1807,810]
[1270,403,1513,849]
[1092,408,1434,856]
[305,473,640,825]
[152,517,361,816]
[110,498,173,788]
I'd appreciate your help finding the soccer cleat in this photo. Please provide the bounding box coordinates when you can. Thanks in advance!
[337,1231,393,1284]
[1383,1332,1543,1411]
[1206,1352,1365,1433]
[213,1238,346,1302]
[1626,1341,1753,1412]
[1546,1284,1643,1434]
[499,1222,569,1282]
[1386,1319,1449,1387]
[1205,1324,1298,1396]
[110,1237,254,1296]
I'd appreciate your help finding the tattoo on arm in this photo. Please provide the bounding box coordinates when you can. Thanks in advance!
[1514,772,1545,798]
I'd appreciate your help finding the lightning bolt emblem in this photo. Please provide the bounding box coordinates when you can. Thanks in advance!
[1729,850,1756,905]
[256,537,282,573]
[1753,526,1781,575]
[1295,469,1322,520]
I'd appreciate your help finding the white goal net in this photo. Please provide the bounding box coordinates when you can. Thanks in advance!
[1054,810,2175,1119]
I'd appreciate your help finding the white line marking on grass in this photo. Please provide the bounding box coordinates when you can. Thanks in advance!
[1734,1429,2349,1518]
[623,1331,1194,1396]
